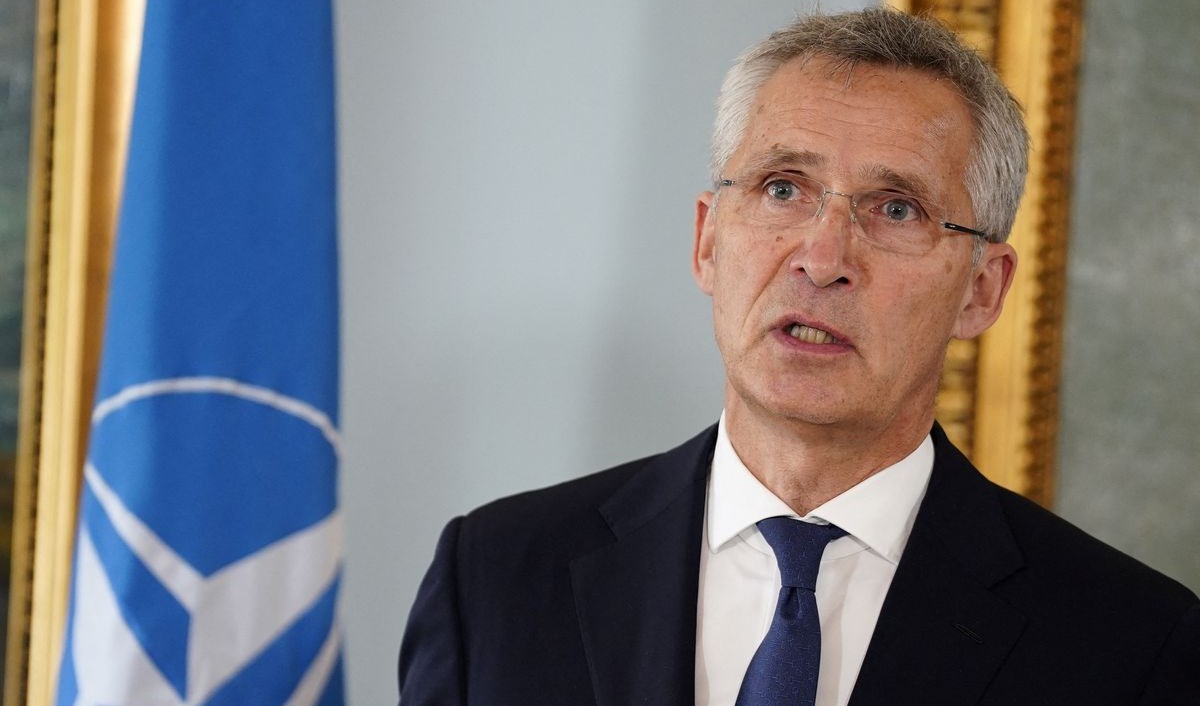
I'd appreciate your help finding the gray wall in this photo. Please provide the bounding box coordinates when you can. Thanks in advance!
[334,2,868,703]
[1057,1,1200,592]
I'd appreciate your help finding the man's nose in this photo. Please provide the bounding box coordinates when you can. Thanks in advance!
[788,192,855,288]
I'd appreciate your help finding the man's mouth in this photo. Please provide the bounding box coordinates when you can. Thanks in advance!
[786,323,838,345]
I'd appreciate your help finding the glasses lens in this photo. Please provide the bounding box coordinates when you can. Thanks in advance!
[721,172,948,255]
[728,172,824,226]
[854,191,940,254]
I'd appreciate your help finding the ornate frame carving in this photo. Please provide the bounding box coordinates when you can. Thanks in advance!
[889,0,1084,506]
[5,1,143,704]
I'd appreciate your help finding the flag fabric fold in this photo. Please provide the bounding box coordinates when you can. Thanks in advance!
[55,2,343,704]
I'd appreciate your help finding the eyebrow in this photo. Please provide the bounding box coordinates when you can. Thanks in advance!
[861,165,936,203]
[739,147,826,174]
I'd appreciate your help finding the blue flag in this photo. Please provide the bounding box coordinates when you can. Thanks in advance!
[55,3,343,705]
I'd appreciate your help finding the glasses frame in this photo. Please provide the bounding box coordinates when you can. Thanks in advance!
[717,172,991,245]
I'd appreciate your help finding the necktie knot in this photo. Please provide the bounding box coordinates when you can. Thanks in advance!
[756,517,847,590]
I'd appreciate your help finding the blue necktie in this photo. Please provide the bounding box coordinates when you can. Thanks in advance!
[735,517,847,706]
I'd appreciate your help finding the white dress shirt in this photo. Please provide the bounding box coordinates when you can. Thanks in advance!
[694,415,934,706]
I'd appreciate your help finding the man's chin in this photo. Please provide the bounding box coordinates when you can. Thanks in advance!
[726,382,859,429]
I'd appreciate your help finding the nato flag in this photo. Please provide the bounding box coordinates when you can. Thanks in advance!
[55,2,344,704]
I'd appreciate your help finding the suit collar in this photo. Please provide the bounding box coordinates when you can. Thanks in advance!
[568,422,1031,706]
[918,425,1025,586]
[595,425,716,538]
[570,425,716,706]
[849,423,1028,705]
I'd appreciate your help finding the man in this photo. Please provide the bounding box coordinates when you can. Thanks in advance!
[398,9,1199,705]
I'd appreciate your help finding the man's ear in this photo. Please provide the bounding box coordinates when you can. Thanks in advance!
[953,241,1018,339]
[693,191,717,295]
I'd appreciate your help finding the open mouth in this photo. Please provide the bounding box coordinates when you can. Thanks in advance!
[786,323,839,345]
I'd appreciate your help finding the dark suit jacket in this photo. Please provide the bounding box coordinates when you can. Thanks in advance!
[398,424,1200,705]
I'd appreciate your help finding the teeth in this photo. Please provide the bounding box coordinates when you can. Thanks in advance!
[788,323,835,344]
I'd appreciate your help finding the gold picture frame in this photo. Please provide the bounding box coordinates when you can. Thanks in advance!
[890,0,1084,508]
[5,1,143,704]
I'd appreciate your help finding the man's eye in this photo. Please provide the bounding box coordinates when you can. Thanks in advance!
[876,195,924,222]
[764,180,798,201]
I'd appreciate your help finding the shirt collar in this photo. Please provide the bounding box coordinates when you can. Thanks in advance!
[706,412,933,565]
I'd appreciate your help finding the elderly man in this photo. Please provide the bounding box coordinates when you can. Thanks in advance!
[398,9,1199,705]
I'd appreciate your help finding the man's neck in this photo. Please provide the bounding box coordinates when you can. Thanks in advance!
[723,399,933,516]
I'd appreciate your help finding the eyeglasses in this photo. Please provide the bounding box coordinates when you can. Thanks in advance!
[716,170,989,255]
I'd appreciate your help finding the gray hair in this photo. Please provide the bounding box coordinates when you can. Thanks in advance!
[711,8,1028,243]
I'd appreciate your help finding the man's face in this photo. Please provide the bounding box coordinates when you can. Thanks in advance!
[693,57,1016,439]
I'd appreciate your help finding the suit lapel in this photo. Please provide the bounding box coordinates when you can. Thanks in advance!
[849,425,1028,706]
[570,426,715,706]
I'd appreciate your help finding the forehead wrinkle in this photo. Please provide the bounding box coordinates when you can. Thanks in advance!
[923,112,961,142]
